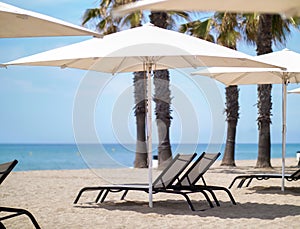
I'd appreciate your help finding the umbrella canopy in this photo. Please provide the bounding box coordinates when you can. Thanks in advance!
[2,24,280,70]
[288,87,300,94]
[1,24,282,207]
[113,0,300,17]
[192,49,300,85]
[0,2,101,38]
[192,49,300,191]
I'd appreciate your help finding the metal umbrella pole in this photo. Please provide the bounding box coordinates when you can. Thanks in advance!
[146,61,153,207]
[281,73,288,191]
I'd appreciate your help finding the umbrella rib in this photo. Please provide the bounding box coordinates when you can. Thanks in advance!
[61,58,84,69]
[180,55,198,68]
[112,56,143,74]
[288,72,299,83]
[112,57,128,74]
[197,72,223,81]
[273,71,286,82]
[229,72,250,85]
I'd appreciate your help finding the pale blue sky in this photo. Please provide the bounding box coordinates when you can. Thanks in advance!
[0,1,300,144]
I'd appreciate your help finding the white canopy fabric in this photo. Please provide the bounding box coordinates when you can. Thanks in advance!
[113,0,300,17]
[192,49,300,85]
[192,67,285,85]
[0,2,101,38]
[288,87,300,93]
[1,24,283,207]
[2,24,281,70]
[192,49,300,191]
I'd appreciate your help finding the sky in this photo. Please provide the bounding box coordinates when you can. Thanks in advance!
[0,1,300,145]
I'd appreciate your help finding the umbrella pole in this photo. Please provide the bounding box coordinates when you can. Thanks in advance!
[281,77,288,192]
[146,63,153,208]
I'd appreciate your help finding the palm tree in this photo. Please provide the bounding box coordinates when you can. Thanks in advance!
[133,71,148,168]
[147,11,189,168]
[149,12,173,168]
[242,14,299,168]
[214,13,240,167]
[256,14,273,168]
[180,13,241,166]
[82,1,148,168]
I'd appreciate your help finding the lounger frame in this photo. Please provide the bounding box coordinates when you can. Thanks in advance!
[229,169,300,189]
[0,160,41,229]
[74,153,217,211]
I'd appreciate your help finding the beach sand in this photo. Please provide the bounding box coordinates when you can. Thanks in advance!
[1,158,299,228]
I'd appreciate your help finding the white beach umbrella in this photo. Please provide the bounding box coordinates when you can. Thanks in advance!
[192,49,300,191]
[0,2,101,38]
[1,24,279,70]
[113,0,300,17]
[1,24,282,207]
[288,87,300,94]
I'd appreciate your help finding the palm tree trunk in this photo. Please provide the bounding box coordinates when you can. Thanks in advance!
[256,84,272,167]
[256,14,273,168]
[133,71,148,168]
[153,69,172,169]
[150,12,173,168]
[222,85,239,166]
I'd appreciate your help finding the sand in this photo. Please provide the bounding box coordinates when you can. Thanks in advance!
[0,158,299,229]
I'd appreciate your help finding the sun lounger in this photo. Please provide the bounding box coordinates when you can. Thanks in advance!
[228,169,300,189]
[172,152,236,207]
[0,160,41,229]
[74,153,215,211]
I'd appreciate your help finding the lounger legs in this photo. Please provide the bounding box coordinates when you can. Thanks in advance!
[74,187,128,204]
[121,189,216,211]
[229,176,271,189]
[187,186,236,206]
[204,190,220,207]
[245,178,254,187]
[0,207,41,229]
[74,187,86,204]
[100,190,109,203]
[74,185,236,210]
[228,176,241,189]
[74,187,218,211]
[206,186,236,205]
[74,187,108,204]
[95,190,104,203]
[229,176,252,189]
[180,193,196,211]
[237,179,247,188]
[121,190,128,200]
[197,190,215,208]
[160,190,214,211]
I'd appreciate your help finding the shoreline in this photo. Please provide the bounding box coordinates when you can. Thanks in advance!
[11,156,299,172]
[1,143,299,171]
[1,158,299,228]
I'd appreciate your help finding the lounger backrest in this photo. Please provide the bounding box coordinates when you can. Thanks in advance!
[176,152,220,186]
[0,160,18,185]
[153,153,197,189]
[291,169,300,179]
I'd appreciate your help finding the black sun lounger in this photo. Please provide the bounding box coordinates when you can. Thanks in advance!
[0,160,41,229]
[172,152,236,208]
[228,169,300,189]
[73,153,212,211]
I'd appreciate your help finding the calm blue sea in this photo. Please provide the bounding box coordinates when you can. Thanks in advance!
[0,143,299,171]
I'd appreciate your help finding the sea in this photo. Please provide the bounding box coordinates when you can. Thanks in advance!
[0,143,299,171]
